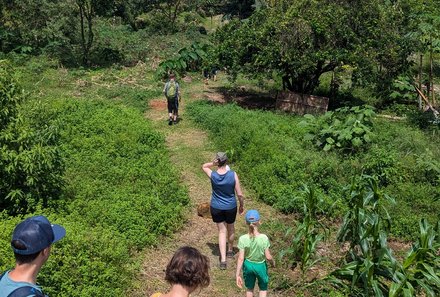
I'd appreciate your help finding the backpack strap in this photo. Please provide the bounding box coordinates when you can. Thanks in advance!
[7,286,45,297]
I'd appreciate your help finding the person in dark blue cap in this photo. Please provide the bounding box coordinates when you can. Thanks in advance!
[0,215,66,297]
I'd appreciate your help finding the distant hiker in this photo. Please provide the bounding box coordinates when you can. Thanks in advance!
[211,66,219,82]
[0,215,66,297]
[150,246,210,297]
[203,68,210,85]
[236,210,275,297]
[163,73,181,125]
[202,152,244,270]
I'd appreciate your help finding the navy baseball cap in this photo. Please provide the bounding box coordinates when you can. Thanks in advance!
[11,215,66,255]
[245,210,260,223]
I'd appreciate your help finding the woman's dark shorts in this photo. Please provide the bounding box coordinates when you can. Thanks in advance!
[167,99,178,114]
[210,206,237,224]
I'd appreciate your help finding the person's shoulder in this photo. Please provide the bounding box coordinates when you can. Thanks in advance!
[259,233,270,241]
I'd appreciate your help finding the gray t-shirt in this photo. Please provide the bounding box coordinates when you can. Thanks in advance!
[0,271,43,297]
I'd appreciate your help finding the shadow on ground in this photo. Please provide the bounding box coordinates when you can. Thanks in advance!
[205,86,277,110]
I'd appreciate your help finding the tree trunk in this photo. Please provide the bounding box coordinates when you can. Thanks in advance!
[79,3,87,65]
[77,0,94,66]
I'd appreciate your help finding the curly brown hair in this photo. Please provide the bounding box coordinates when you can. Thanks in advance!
[165,246,210,289]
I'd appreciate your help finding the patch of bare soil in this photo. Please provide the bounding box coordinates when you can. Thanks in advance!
[149,99,167,110]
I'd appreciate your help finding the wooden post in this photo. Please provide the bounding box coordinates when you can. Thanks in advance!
[415,87,439,119]
[430,39,436,106]
[418,54,423,109]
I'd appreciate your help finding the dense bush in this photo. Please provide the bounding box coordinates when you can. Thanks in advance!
[55,99,190,248]
[0,96,189,296]
[0,62,64,215]
[301,106,375,153]
[187,100,440,239]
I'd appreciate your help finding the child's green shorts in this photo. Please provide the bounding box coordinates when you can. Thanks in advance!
[243,259,269,291]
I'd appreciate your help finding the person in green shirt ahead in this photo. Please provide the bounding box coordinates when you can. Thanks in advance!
[236,210,275,297]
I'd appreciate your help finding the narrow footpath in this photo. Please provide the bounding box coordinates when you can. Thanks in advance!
[131,78,286,297]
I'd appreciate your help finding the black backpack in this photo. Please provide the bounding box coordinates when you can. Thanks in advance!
[0,272,46,297]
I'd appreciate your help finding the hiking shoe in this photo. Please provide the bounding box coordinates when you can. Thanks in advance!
[226,251,234,258]
[219,261,227,270]
[168,120,172,126]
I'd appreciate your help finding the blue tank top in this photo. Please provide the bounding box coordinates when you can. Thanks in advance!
[210,170,236,210]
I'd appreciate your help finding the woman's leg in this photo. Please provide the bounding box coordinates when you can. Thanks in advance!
[217,222,227,262]
[226,223,235,253]
[259,291,267,297]
[246,289,254,297]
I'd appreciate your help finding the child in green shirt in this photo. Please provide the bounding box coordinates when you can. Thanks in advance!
[236,210,275,297]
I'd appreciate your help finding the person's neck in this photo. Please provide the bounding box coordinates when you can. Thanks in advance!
[217,166,227,173]
[162,284,194,297]
[9,263,41,284]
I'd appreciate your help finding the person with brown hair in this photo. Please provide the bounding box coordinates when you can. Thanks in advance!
[202,152,244,270]
[150,246,210,297]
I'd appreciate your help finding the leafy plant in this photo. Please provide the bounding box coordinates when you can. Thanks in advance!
[362,147,400,187]
[156,42,208,78]
[330,175,398,296]
[301,105,376,153]
[390,75,417,102]
[280,185,329,276]
[0,61,64,215]
[390,219,440,297]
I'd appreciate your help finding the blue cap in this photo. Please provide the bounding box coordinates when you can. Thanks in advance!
[11,215,66,255]
[245,210,260,223]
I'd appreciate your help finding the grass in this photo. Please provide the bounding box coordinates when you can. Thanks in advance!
[186,89,440,241]
[0,58,190,296]
[2,50,438,296]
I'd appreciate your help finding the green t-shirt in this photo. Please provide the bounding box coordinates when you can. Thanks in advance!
[237,233,270,263]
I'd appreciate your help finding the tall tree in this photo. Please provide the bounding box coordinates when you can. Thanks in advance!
[213,0,412,96]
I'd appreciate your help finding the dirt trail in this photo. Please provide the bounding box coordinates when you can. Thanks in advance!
[131,80,285,297]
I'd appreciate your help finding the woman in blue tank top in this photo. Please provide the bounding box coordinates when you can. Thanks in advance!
[202,152,244,270]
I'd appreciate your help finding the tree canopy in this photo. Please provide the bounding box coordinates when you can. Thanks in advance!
[212,0,414,95]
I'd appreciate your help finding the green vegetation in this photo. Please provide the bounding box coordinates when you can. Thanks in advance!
[280,185,328,276]
[187,101,440,240]
[330,176,440,297]
[0,61,63,215]
[331,176,397,296]
[1,0,439,296]
[0,63,189,296]
[301,106,375,153]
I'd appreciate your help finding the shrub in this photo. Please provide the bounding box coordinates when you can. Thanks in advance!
[301,105,376,153]
[1,94,190,296]
[55,99,190,248]
[0,61,64,215]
